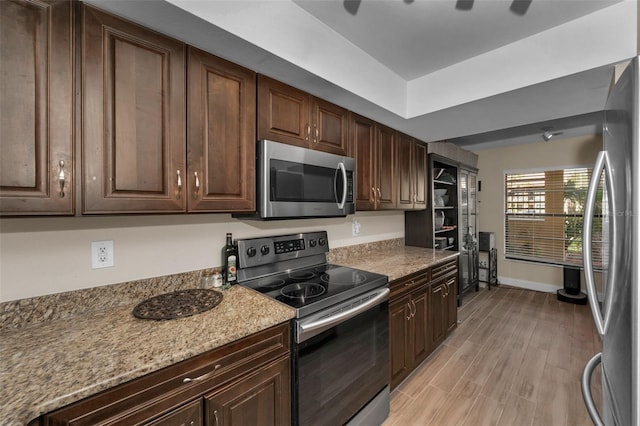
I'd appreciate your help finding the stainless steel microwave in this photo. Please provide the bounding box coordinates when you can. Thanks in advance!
[240,140,355,219]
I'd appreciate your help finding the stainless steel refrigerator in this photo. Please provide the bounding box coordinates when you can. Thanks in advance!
[582,56,639,426]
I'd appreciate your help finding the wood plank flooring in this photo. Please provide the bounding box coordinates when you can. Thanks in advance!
[383,285,602,426]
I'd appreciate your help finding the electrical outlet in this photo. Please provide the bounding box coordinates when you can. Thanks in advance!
[352,219,361,236]
[91,240,114,269]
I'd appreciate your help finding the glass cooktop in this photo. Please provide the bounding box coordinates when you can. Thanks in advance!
[240,264,388,317]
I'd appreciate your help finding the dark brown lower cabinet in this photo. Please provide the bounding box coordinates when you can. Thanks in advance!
[389,258,458,390]
[40,324,290,426]
[205,357,289,426]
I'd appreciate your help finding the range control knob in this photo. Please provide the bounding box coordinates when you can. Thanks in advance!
[319,237,327,246]
[246,247,257,258]
[309,239,317,247]
[261,245,270,255]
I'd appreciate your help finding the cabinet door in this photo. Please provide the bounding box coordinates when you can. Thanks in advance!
[82,5,186,213]
[0,0,74,215]
[397,134,414,209]
[429,282,447,349]
[376,125,397,209]
[205,357,290,426]
[445,275,458,333]
[147,399,203,426]
[411,286,430,364]
[257,75,310,148]
[413,142,427,209]
[187,47,255,212]
[311,97,349,156]
[350,113,377,211]
[389,296,411,390]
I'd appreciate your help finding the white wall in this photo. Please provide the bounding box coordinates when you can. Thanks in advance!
[0,211,404,302]
[475,134,602,292]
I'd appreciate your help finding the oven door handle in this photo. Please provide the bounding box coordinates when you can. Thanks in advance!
[298,288,389,341]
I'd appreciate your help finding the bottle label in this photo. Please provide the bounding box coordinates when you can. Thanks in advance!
[227,255,237,282]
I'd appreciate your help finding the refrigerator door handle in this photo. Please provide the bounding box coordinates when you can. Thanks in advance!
[581,352,605,426]
[583,150,616,337]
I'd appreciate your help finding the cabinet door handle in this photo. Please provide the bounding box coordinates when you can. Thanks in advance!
[182,363,221,383]
[176,170,182,199]
[193,171,200,199]
[377,187,381,199]
[411,300,417,317]
[406,302,412,321]
[306,124,310,141]
[371,187,376,200]
[58,160,66,198]
[213,409,219,426]
[314,125,319,143]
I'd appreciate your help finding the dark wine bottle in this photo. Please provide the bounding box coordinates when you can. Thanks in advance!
[222,233,238,289]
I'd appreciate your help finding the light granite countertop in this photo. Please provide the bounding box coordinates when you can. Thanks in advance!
[329,243,459,282]
[0,286,295,426]
[0,239,455,425]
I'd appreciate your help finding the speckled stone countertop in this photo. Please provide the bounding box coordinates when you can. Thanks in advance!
[0,239,454,425]
[328,240,459,282]
[0,286,294,425]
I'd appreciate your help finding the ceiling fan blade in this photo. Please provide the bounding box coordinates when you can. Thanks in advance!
[510,0,532,15]
[455,0,474,11]
[343,0,361,15]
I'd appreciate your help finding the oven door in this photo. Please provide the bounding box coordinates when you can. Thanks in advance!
[258,139,355,219]
[292,288,389,425]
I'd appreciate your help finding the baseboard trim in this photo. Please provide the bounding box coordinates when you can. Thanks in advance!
[496,276,560,293]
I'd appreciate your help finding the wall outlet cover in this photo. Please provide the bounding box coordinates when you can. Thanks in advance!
[91,240,114,269]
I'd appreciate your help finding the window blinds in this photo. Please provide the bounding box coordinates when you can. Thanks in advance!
[505,168,603,267]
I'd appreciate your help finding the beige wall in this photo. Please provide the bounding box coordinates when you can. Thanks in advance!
[0,211,404,302]
[475,134,602,292]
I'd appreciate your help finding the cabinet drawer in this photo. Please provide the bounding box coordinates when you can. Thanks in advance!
[389,268,430,299]
[44,324,289,425]
[431,259,457,280]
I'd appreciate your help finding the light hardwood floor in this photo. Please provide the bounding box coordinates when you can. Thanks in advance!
[383,285,602,426]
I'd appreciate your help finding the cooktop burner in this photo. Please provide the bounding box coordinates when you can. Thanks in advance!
[280,283,326,300]
[321,270,368,286]
[289,271,316,281]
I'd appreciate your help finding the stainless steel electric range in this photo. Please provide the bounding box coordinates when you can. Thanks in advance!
[236,231,390,426]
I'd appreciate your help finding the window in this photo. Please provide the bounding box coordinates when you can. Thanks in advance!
[505,167,603,267]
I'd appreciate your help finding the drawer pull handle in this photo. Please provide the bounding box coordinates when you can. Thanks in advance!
[183,364,221,383]
[404,280,415,287]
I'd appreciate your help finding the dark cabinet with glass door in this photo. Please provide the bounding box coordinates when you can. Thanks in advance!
[458,167,479,303]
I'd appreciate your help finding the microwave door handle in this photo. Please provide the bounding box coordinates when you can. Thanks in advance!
[336,162,347,209]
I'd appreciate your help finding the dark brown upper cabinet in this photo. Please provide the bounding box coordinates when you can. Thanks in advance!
[375,124,397,210]
[350,113,396,210]
[81,4,187,213]
[398,133,427,210]
[187,47,256,213]
[0,0,74,215]
[257,75,349,156]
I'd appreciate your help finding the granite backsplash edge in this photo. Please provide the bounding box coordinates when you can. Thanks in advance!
[1,238,404,331]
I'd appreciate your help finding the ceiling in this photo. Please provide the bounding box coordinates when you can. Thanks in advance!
[89,0,637,149]
[293,0,618,80]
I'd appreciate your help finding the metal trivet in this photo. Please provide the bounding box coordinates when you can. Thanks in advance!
[133,289,223,320]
